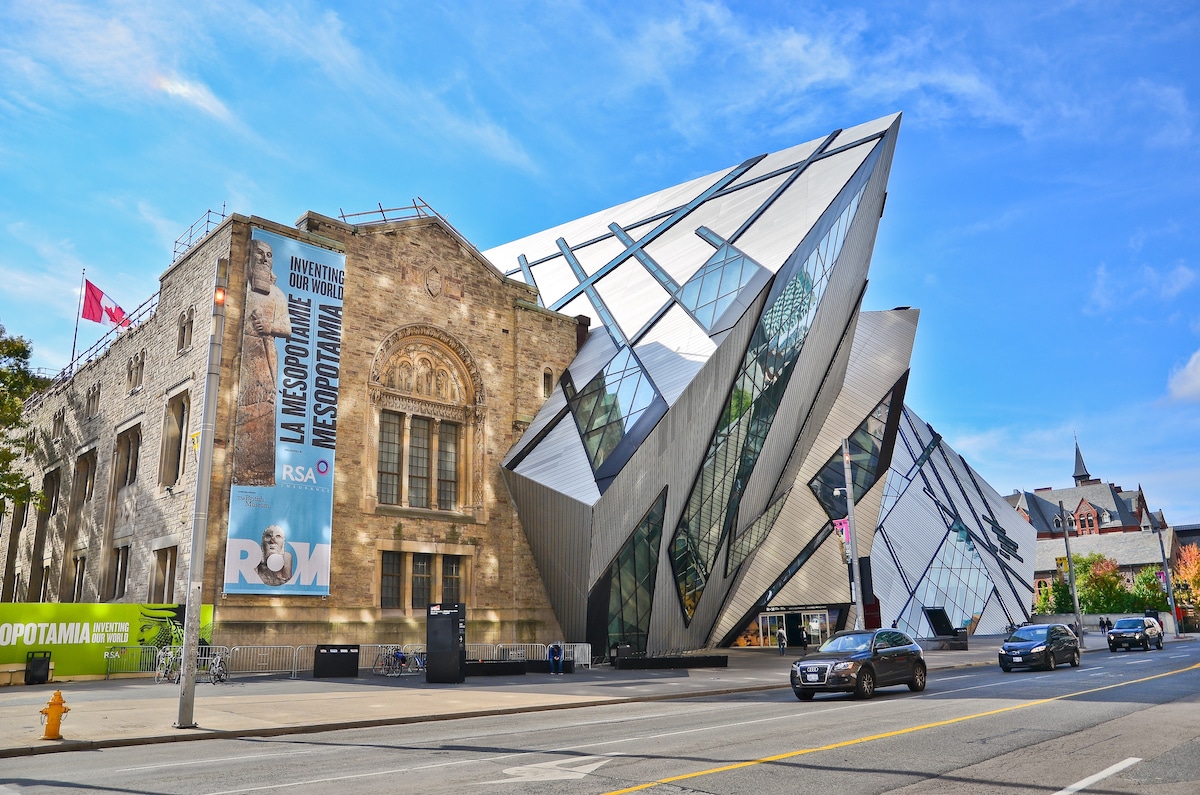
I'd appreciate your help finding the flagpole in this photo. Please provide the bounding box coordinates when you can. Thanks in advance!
[70,269,85,374]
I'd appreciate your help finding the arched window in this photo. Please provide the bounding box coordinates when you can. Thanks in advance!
[543,368,554,398]
[177,307,195,353]
[369,326,483,515]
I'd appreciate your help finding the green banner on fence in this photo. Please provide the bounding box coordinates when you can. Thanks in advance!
[0,603,213,677]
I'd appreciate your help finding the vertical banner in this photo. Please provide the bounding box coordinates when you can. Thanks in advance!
[223,228,345,595]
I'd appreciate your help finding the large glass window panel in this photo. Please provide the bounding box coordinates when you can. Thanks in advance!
[669,166,874,622]
[442,555,462,605]
[590,491,666,656]
[567,346,660,473]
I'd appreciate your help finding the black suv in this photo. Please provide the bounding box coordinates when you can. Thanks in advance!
[790,629,926,700]
[1108,617,1163,651]
[998,623,1080,672]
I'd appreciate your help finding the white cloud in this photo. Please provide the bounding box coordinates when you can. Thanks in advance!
[0,1,231,121]
[1168,350,1200,402]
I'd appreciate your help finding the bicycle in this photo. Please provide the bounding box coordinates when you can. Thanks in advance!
[208,651,229,684]
[372,645,405,677]
[154,647,181,684]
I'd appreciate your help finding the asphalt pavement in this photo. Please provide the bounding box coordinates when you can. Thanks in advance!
[1,632,1186,758]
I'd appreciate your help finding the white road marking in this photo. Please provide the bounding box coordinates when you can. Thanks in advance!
[123,750,310,771]
[1051,757,1141,795]
[484,753,622,783]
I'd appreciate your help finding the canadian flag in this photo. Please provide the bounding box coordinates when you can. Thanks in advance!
[81,280,131,329]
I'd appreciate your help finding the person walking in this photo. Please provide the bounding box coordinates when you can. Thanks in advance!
[800,626,810,654]
[776,626,788,655]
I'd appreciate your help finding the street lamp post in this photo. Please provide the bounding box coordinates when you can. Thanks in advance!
[836,439,866,631]
[176,259,228,728]
[1153,525,1182,639]
[1058,501,1085,648]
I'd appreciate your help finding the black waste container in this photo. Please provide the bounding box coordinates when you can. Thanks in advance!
[611,643,631,666]
[25,651,51,685]
[313,644,360,678]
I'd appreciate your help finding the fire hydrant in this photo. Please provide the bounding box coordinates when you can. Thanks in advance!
[39,690,70,740]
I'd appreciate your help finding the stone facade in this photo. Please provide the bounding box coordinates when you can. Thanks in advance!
[1,208,584,649]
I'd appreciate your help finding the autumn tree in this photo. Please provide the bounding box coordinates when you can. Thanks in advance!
[1074,552,1127,613]
[1175,543,1200,607]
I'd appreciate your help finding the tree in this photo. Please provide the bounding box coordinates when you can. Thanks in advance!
[1175,543,1200,607]
[1074,553,1127,613]
[0,324,50,509]
[1129,566,1169,612]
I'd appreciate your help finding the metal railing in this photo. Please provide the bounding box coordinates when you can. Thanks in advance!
[105,645,231,679]
[174,206,227,261]
[229,645,295,676]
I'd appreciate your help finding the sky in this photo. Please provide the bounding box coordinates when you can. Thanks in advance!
[1,1,1197,523]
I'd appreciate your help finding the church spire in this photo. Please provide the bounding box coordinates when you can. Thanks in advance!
[1073,435,1091,486]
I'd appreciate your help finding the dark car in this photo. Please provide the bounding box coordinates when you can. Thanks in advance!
[998,623,1080,672]
[1108,617,1163,651]
[790,629,926,700]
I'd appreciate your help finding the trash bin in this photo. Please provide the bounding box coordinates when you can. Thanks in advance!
[313,644,360,678]
[25,651,51,685]
[611,643,631,666]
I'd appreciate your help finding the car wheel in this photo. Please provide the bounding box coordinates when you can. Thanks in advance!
[908,662,927,692]
[854,667,876,699]
[1044,650,1055,670]
[794,689,815,701]
[1070,649,1080,667]
[1000,664,1012,673]
[1156,636,1164,650]
[1108,645,1116,653]
[1142,637,1150,651]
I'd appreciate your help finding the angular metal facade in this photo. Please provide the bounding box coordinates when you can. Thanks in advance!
[490,113,1025,653]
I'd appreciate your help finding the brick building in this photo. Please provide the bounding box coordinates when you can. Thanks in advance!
[0,206,583,648]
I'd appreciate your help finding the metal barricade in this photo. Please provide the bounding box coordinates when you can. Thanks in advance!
[292,645,315,678]
[497,643,546,663]
[104,645,161,678]
[465,643,499,662]
[563,642,592,669]
[229,645,296,676]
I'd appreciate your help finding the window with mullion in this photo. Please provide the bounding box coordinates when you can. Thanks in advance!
[442,555,462,605]
[377,411,402,505]
[381,551,403,608]
[438,422,458,510]
[411,553,432,609]
[408,417,431,508]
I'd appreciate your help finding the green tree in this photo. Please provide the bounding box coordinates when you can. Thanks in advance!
[1129,566,1169,612]
[1051,578,1074,615]
[0,324,49,509]
[1074,553,1128,613]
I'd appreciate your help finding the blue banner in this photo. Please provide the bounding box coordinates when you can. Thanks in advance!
[222,228,345,595]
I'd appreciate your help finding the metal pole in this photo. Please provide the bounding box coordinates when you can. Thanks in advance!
[1154,526,1181,639]
[176,258,228,728]
[841,439,866,631]
[1058,501,1085,648]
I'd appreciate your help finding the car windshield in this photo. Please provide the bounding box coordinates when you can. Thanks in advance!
[819,633,873,653]
[1008,626,1048,642]
[1113,618,1143,629]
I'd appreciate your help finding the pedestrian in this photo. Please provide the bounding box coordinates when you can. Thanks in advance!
[776,626,788,655]
[548,642,564,674]
[800,626,810,653]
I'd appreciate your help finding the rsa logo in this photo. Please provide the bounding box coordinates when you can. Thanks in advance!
[282,459,330,483]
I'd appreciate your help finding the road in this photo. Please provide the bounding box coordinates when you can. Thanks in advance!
[3,644,1199,794]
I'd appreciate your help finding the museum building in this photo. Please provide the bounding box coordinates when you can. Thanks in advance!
[0,112,1039,653]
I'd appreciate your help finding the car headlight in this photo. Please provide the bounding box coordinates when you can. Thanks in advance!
[1030,644,1046,654]
[833,661,858,671]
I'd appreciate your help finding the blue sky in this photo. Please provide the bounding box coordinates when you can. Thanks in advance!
[1,1,1197,523]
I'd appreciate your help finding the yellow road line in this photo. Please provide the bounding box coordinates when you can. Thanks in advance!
[603,661,1200,794]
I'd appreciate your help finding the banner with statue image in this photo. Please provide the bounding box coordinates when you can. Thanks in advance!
[222,227,345,595]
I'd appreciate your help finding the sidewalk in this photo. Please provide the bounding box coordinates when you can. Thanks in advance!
[0,634,1172,758]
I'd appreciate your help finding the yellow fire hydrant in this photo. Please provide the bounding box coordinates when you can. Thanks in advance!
[39,690,70,740]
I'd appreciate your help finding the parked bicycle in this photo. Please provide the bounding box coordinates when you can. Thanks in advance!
[372,646,425,676]
[208,651,229,684]
[154,647,181,684]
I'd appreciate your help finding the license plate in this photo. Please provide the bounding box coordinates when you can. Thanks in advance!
[1012,656,1023,662]
[804,674,818,682]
